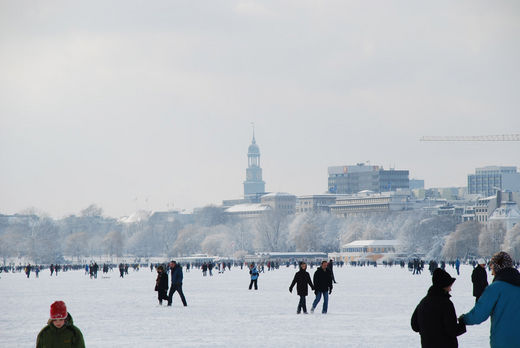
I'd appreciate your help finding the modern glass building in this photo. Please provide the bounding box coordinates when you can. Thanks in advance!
[327,163,409,194]
[467,166,520,196]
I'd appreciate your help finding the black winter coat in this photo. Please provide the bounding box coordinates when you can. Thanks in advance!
[411,286,466,348]
[313,267,332,293]
[155,271,168,291]
[471,265,488,298]
[326,261,336,282]
[289,269,314,296]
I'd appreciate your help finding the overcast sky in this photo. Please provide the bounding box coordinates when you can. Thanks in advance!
[1,1,519,217]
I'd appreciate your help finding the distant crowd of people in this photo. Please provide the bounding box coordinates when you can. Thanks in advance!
[0,262,148,280]
[0,263,71,278]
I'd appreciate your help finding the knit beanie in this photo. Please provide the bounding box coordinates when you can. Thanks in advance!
[50,301,67,320]
[490,251,513,272]
[432,268,456,288]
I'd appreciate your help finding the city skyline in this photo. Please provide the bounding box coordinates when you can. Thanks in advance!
[1,128,518,218]
[1,1,519,217]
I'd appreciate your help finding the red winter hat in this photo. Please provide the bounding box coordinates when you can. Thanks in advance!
[50,301,67,320]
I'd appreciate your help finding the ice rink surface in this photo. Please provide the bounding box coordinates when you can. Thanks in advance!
[1,264,490,347]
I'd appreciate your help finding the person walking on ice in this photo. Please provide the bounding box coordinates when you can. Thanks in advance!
[411,268,466,347]
[168,261,188,307]
[36,300,85,348]
[327,259,337,284]
[289,261,314,314]
[155,265,169,305]
[471,258,488,302]
[459,251,520,348]
[249,263,259,290]
[311,260,333,314]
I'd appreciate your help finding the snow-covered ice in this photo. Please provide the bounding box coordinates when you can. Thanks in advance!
[1,264,490,347]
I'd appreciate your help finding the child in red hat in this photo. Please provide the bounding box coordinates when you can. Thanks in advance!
[36,301,85,348]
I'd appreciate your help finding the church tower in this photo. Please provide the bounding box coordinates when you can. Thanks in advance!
[243,129,266,198]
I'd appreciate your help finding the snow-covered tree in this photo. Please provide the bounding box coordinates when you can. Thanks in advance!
[229,220,255,253]
[25,216,61,264]
[194,206,228,226]
[201,228,234,257]
[479,222,507,258]
[80,204,103,217]
[65,232,89,261]
[104,230,124,259]
[255,212,289,251]
[288,213,320,251]
[170,225,204,256]
[396,214,457,258]
[0,232,19,265]
[502,223,520,260]
[288,212,341,252]
[442,221,481,259]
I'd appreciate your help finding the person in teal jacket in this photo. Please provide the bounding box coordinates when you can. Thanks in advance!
[459,251,520,348]
[249,263,259,290]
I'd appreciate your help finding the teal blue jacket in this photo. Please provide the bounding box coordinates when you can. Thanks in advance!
[461,268,520,348]
[250,267,259,280]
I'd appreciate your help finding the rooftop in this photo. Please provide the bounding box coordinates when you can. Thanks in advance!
[261,192,295,198]
[225,203,271,213]
[489,202,520,220]
[256,252,328,257]
[342,240,400,247]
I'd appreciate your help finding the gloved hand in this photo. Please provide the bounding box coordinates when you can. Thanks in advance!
[329,289,332,295]
[289,287,292,293]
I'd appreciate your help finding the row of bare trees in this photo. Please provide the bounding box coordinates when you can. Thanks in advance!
[442,221,520,260]
[2,203,519,264]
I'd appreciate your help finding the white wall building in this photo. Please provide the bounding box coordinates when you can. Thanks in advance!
[224,203,271,219]
[329,240,401,263]
[488,202,520,231]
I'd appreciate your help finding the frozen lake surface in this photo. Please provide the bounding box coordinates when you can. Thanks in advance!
[1,264,490,347]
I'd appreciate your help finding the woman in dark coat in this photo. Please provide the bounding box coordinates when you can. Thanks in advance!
[155,265,169,305]
[289,262,314,314]
[411,268,466,348]
[471,258,488,302]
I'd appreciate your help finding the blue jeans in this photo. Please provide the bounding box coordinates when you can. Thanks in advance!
[312,291,329,313]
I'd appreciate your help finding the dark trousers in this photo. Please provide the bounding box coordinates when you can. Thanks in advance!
[297,295,307,313]
[168,283,187,306]
[249,279,258,290]
[157,290,168,305]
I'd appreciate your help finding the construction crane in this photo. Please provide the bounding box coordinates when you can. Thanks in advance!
[420,134,520,142]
